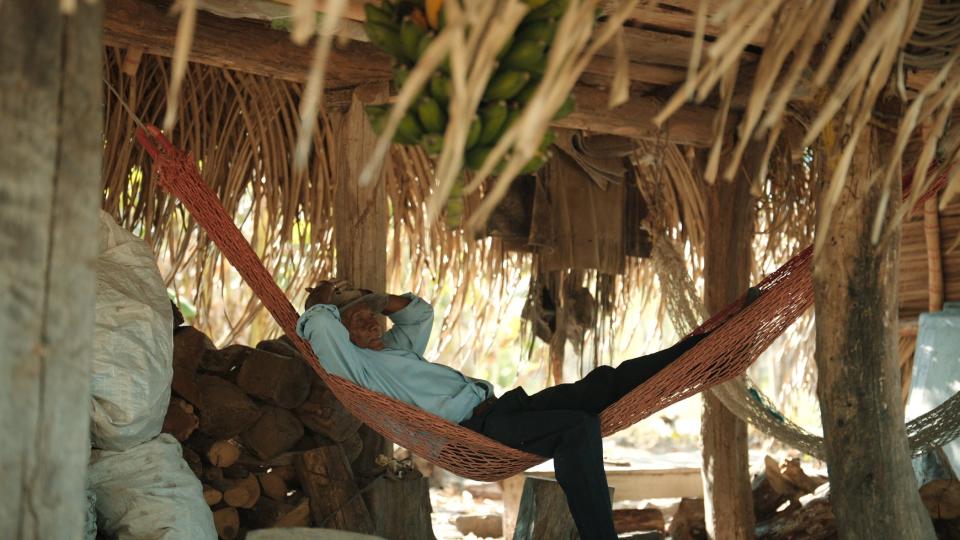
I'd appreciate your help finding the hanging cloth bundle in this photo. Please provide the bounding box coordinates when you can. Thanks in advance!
[136,126,945,481]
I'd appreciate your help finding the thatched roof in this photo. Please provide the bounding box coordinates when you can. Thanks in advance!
[101,0,960,372]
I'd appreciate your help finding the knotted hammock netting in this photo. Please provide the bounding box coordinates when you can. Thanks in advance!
[137,126,959,480]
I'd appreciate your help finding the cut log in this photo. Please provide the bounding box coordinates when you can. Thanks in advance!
[162,396,199,442]
[618,532,665,540]
[172,326,215,406]
[292,434,320,452]
[513,475,613,540]
[920,480,960,520]
[182,446,203,477]
[244,497,292,529]
[668,497,706,540]
[296,377,362,442]
[752,456,796,521]
[197,375,262,438]
[341,431,363,464]
[755,497,835,540]
[207,440,241,468]
[201,343,242,373]
[236,347,312,408]
[257,336,302,359]
[275,498,312,528]
[203,485,224,506]
[454,515,502,538]
[779,458,827,494]
[464,482,503,501]
[362,475,435,540]
[257,471,289,501]
[296,445,375,533]
[933,518,960,540]
[237,451,302,471]
[613,508,665,534]
[243,405,305,461]
[223,473,261,509]
[212,507,240,540]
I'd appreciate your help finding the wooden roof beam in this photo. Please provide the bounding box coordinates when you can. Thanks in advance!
[632,1,769,47]
[556,85,720,147]
[105,0,719,146]
[105,0,393,88]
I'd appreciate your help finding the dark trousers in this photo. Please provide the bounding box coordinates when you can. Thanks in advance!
[461,333,708,540]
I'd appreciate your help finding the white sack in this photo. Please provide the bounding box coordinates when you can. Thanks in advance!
[89,434,216,540]
[92,210,173,450]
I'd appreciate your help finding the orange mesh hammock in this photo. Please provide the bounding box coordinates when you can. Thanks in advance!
[136,126,945,482]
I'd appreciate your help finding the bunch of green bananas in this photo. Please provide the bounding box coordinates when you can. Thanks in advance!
[363,0,576,225]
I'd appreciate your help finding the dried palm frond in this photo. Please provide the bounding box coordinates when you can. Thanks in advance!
[164,0,198,131]
[654,0,960,259]
[103,50,534,352]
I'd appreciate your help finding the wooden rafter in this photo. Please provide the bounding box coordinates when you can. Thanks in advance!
[105,0,722,146]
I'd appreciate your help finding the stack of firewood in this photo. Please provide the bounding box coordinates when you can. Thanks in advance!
[161,326,370,539]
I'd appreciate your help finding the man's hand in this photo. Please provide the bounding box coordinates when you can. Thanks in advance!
[305,281,337,310]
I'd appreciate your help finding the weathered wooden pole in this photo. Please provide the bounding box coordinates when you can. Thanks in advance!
[0,1,103,537]
[812,114,936,538]
[700,150,757,539]
[332,82,392,480]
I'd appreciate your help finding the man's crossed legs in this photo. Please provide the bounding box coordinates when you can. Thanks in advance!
[462,332,709,539]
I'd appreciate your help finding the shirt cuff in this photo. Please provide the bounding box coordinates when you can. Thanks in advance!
[388,293,432,323]
[297,304,341,336]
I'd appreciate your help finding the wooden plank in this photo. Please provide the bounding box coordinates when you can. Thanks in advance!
[0,0,103,537]
[529,467,704,501]
[555,85,720,147]
[599,26,702,68]
[586,55,687,86]
[104,0,392,88]
[632,1,770,47]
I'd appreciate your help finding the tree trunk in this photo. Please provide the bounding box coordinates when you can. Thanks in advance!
[296,445,375,533]
[813,115,936,538]
[700,150,757,539]
[333,82,392,481]
[362,475,437,540]
[0,1,103,537]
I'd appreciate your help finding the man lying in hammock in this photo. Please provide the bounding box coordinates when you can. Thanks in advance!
[297,279,757,540]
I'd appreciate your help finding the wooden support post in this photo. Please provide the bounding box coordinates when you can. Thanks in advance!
[362,476,436,539]
[700,147,757,539]
[813,114,936,538]
[513,476,614,539]
[333,83,391,480]
[0,1,103,537]
[924,195,944,313]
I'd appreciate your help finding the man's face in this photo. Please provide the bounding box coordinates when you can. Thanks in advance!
[341,304,385,350]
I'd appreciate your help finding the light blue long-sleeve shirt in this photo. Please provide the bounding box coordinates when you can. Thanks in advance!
[296,293,493,423]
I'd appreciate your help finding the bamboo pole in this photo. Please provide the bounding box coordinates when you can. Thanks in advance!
[924,195,944,312]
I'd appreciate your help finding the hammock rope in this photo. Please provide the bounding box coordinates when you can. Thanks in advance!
[652,169,960,460]
[135,125,949,480]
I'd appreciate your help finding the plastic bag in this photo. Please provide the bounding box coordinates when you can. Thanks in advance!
[88,434,216,540]
[92,211,173,450]
[908,301,960,476]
